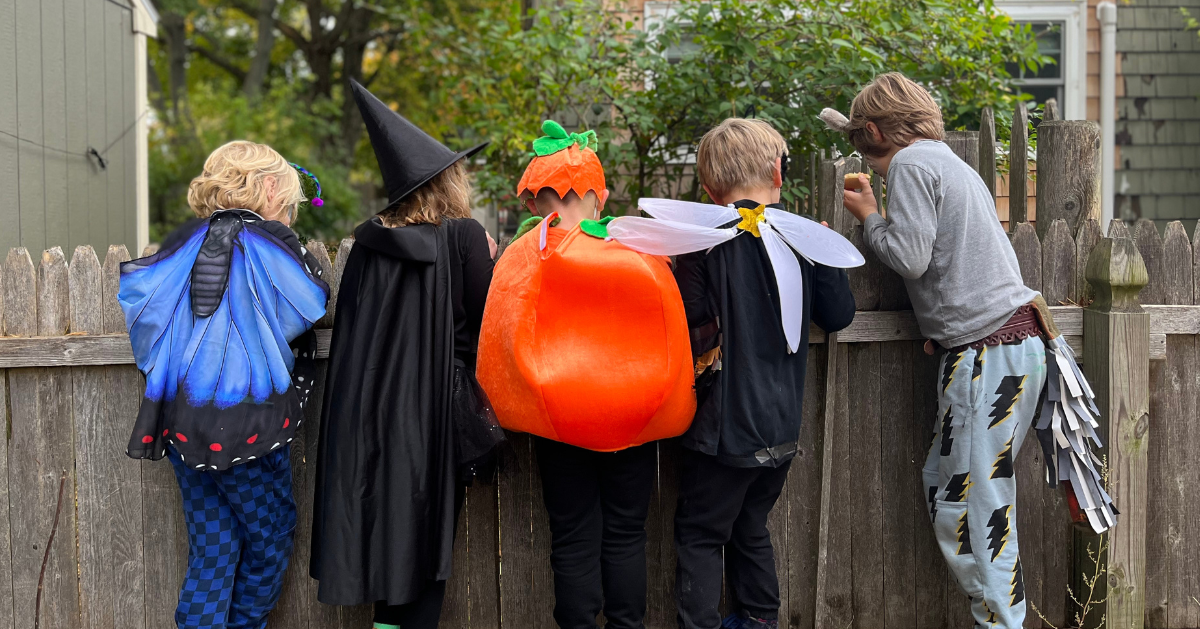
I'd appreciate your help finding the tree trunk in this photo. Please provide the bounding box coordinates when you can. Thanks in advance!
[242,0,277,98]
[160,11,189,123]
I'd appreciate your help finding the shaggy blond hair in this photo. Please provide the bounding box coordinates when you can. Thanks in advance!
[697,118,787,201]
[845,73,944,157]
[187,141,304,222]
[379,161,473,227]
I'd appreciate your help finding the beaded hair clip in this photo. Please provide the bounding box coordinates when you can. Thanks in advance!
[289,162,324,207]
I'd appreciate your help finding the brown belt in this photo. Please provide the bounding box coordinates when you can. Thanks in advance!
[926,303,1043,355]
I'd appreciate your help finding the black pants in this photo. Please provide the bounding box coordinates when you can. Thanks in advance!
[535,437,657,629]
[372,484,467,629]
[674,448,791,629]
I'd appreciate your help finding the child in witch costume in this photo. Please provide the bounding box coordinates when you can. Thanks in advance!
[310,80,503,629]
[478,120,696,629]
[119,141,330,629]
[825,73,1117,629]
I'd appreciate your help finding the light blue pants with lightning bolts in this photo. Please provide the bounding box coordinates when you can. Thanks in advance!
[923,336,1047,629]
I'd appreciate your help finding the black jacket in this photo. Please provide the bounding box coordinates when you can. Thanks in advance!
[673,200,855,467]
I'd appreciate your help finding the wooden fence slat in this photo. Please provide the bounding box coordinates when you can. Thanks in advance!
[1144,221,1193,628]
[849,343,883,629]
[8,247,80,628]
[819,157,850,236]
[69,245,102,335]
[911,347,947,629]
[944,130,979,173]
[1012,223,1043,291]
[1135,219,1165,307]
[820,344,854,628]
[647,439,681,629]
[880,342,915,629]
[306,240,335,329]
[102,245,130,335]
[330,237,354,325]
[1076,219,1103,308]
[1180,224,1200,629]
[786,345,827,629]
[1034,121,1102,241]
[847,226,881,312]
[1008,106,1029,232]
[497,434,555,629]
[979,108,997,201]
[71,242,146,629]
[1041,219,1076,306]
[1107,218,1130,240]
[467,482,502,629]
[4,248,36,336]
[0,366,11,629]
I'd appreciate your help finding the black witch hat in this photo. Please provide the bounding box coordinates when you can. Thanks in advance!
[351,79,488,210]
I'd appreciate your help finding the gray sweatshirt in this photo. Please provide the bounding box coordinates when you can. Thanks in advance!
[863,140,1036,347]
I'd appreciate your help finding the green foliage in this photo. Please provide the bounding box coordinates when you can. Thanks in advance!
[150,0,1045,238]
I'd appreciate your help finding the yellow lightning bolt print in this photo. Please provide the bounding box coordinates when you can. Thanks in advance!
[987,375,1027,430]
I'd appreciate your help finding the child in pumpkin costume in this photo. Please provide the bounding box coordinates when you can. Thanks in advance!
[478,121,695,629]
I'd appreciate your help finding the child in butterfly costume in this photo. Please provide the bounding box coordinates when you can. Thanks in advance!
[827,73,1117,629]
[120,141,329,629]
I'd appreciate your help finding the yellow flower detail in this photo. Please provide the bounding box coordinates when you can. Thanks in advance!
[736,205,767,238]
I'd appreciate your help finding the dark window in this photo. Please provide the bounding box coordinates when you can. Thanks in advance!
[1005,22,1066,109]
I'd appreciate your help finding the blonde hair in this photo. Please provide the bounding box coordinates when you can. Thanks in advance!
[187,141,304,221]
[844,73,944,157]
[697,118,787,201]
[379,161,473,227]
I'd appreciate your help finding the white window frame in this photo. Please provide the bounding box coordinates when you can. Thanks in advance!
[996,1,1088,121]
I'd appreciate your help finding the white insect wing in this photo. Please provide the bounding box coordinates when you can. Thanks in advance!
[763,209,866,269]
[760,222,805,353]
[606,216,738,256]
[637,198,740,228]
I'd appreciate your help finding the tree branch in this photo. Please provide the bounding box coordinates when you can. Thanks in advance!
[189,43,248,83]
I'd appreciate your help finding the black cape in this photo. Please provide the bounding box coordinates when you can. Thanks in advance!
[673,200,856,468]
[310,217,457,606]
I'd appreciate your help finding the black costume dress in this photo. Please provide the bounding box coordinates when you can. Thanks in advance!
[310,216,495,606]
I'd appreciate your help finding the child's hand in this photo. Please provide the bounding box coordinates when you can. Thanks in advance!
[842,174,878,223]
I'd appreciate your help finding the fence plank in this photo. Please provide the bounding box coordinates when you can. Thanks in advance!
[880,342,915,629]
[1179,225,1200,629]
[819,157,850,236]
[646,439,681,629]
[72,243,146,629]
[497,434,555,629]
[1135,219,1165,307]
[1035,122,1102,241]
[979,108,997,201]
[8,247,81,629]
[911,347,947,629]
[786,345,827,629]
[467,482,501,629]
[944,131,979,172]
[818,343,853,628]
[102,246,130,334]
[847,226,881,312]
[330,237,354,324]
[1012,223,1042,291]
[1144,222,1193,628]
[306,240,335,329]
[1107,218,1130,240]
[69,246,102,335]
[4,249,36,336]
[1076,219,1103,308]
[1008,106,1029,232]
[1041,219,1076,306]
[848,343,883,629]
[0,364,11,629]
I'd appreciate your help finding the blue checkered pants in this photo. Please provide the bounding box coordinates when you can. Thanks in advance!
[168,446,297,629]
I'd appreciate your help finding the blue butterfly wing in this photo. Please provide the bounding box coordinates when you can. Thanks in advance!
[120,218,326,410]
[118,227,207,402]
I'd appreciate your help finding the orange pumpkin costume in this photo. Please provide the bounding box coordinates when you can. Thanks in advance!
[476,122,695,452]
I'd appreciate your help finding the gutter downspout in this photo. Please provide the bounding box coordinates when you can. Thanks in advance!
[1098,2,1117,231]
[132,1,158,254]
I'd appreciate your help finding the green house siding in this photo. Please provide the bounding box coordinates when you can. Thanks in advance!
[0,0,138,257]
[1115,0,1200,224]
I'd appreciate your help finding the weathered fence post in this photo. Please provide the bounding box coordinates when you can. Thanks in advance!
[979,107,997,201]
[945,130,979,173]
[1077,237,1150,629]
[819,156,851,235]
[1036,121,1102,241]
[1009,105,1029,232]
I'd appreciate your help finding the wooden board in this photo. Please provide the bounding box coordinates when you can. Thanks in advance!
[879,341,915,628]
[911,348,948,629]
[848,342,883,629]
[784,344,827,629]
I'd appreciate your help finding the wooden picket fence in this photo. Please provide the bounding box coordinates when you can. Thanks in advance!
[0,104,1196,629]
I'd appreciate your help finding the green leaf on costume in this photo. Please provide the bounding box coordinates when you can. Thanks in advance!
[579,215,614,239]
